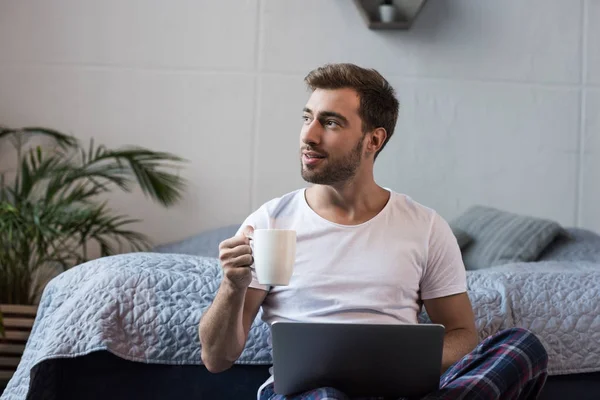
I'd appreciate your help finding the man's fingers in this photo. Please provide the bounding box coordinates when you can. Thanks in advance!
[228,254,254,268]
[221,245,252,260]
[219,225,254,250]
[218,225,255,268]
[219,234,248,250]
[242,225,254,239]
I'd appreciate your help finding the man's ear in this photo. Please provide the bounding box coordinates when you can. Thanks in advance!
[366,128,387,156]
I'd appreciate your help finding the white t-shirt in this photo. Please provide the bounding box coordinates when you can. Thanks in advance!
[239,188,467,327]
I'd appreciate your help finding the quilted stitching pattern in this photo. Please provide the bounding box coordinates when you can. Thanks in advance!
[1,253,270,400]
[2,255,599,399]
[422,261,600,376]
[476,261,600,375]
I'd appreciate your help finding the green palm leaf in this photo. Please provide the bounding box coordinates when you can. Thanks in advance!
[0,125,188,306]
[0,126,78,149]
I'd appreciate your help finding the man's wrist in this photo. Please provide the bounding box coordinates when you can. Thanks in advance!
[221,278,248,297]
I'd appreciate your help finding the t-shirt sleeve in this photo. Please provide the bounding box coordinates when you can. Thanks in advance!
[236,208,270,292]
[420,212,467,300]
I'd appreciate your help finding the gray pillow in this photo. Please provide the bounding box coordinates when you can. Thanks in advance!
[450,226,473,250]
[153,225,240,258]
[451,205,565,270]
[538,227,600,263]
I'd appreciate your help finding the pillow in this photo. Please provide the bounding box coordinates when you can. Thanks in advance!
[450,205,565,270]
[450,226,473,250]
[538,227,600,263]
[152,225,240,258]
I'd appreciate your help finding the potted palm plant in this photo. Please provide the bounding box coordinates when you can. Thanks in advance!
[0,125,187,379]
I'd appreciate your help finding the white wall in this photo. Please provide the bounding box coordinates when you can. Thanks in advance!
[0,0,599,249]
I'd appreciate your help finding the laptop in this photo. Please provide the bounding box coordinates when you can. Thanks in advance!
[271,321,445,398]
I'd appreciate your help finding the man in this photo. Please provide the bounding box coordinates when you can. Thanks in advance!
[199,63,548,399]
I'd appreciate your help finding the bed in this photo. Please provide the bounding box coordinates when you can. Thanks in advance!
[2,206,600,399]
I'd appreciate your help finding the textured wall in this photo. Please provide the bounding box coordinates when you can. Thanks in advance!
[0,0,598,248]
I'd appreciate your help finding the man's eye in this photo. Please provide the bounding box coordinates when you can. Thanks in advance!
[302,115,311,123]
[325,120,339,127]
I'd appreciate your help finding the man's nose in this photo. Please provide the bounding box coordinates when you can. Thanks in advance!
[301,120,322,145]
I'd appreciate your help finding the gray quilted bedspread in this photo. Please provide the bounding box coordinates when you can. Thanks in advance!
[464,261,600,376]
[1,253,270,400]
[2,254,600,399]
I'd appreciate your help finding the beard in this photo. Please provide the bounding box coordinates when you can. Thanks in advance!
[300,136,364,185]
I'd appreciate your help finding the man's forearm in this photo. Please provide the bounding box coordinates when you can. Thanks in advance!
[199,281,247,372]
[441,328,479,373]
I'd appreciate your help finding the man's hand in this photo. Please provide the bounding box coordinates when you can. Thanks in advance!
[200,225,267,373]
[218,225,255,290]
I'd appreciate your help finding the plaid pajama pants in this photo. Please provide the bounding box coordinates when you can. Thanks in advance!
[259,327,548,400]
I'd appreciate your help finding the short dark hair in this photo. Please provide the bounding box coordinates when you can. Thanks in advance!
[304,63,400,158]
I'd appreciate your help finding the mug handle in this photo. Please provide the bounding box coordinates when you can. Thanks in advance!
[244,230,274,292]
[244,231,255,269]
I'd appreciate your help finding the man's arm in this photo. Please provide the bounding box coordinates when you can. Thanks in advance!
[198,226,268,373]
[423,292,478,373]
[199,286,267,373]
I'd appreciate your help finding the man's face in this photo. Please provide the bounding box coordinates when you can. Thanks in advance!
[300,88,366,185]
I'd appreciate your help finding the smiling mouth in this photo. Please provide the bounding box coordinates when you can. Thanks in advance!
[302,153,326,166]
[303,154,325,159]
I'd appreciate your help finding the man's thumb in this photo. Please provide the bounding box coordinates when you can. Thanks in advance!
[242,225,254,239]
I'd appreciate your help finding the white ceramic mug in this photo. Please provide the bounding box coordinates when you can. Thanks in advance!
[249,229,296,286]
